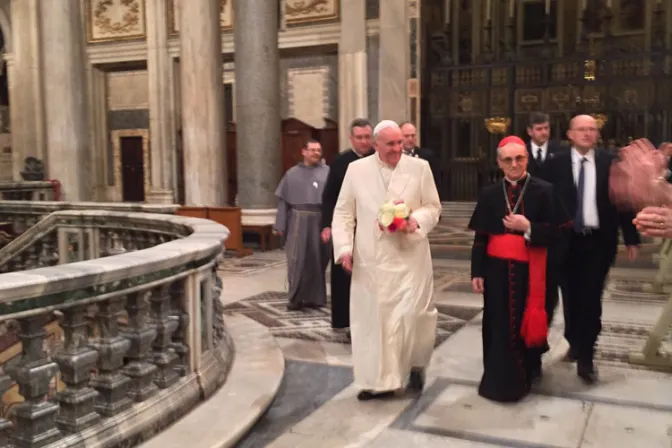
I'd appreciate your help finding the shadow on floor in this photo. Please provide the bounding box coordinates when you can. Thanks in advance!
[235,360,353,448]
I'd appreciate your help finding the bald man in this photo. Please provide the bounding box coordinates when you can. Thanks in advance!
[540,114,640,384]
[332,119,441,400]
[469,136,567,402]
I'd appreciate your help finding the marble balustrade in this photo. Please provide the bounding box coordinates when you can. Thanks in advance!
[0,208,233,448]
[0,182,56,201]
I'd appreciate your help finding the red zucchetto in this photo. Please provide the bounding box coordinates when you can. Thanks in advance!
[497,135,526,148]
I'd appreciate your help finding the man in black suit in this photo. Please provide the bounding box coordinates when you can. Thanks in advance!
[526,111,563,177]
[400,122,442,198]
[321,118,375,333]
[541,114,640,384]
[525,112,565,330]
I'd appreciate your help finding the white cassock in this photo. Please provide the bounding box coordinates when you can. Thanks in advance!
[332,153,442,392]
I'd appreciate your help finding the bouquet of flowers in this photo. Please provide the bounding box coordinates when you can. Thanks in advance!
[610,138,672,211]
[377,200,411,232]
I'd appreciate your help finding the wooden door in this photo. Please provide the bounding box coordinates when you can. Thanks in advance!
[120,136,145,202]
[226,122,237,205]
[316,118,339,164]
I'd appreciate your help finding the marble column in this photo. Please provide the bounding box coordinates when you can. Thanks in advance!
[146,0,175,204]
[40,0,91,201]
[234,0,281,225]
[180,0,227,206]
[378,0,409,123]
[8,0,45,181]
[338,0,368,152]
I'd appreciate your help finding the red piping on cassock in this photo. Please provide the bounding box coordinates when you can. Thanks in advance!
[487,233,548,347]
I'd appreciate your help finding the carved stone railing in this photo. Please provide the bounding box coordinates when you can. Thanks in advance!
[0,201,180,237]
[0,182,57,201]
[0,210,232,448]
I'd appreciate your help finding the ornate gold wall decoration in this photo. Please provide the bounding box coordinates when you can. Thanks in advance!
[87,0,146,43]
[484,117,511,135]
[111,129,151,202]
[284,0,339,25]
[168,0,233,34]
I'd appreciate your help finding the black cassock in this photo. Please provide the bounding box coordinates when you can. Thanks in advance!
[469,175,567,402]
[321,148,374,329]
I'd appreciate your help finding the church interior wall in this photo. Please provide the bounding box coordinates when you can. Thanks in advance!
[366,34,380,125]
[366,0,380,19]
[104,68,150,200]
[280,51,338,127]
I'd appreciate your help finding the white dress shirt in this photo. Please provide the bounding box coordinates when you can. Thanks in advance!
[571,148,599,228]
[531,141,548,162]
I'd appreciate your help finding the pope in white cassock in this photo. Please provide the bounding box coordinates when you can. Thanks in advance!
[331,119,442,401]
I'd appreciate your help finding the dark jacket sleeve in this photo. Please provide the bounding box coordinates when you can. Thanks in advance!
[471,232,489,278]
[619,210,641,246]
[320,156,345,230]
[419,148,442,199]
[528,185,556,247]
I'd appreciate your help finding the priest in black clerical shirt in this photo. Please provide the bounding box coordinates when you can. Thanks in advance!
[525,112,564,177]
[469,136,570,403]
[321,118,375,333]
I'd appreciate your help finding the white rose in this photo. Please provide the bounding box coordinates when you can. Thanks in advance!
[393,203,410,219]
[378,210,394,227]
[379,201,395,214]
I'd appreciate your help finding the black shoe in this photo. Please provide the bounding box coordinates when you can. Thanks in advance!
[287,304,303,311]
[563,347,578,362]
[577,361,598,385]
[409,369,426,392]
[356,390,395,401]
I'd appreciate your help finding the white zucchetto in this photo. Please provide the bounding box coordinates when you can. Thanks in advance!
[373,120,400,137]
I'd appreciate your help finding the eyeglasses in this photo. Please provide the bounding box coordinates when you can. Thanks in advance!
[499,155,527,164]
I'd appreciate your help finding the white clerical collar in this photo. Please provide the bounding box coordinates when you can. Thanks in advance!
[505,173,528,186]
[376,152,396,169]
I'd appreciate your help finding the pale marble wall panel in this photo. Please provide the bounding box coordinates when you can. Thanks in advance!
[87,0,146,42]
[367,35,380,125]
[106,70,149,111]
[280,54,338,123]
[285,0,339,25]
[287,67,329,128]
[168,0,232,33]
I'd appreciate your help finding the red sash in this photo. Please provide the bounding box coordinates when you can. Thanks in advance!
[486,234,548,348]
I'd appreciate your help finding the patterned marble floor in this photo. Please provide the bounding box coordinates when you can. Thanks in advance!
[218,249,672,447]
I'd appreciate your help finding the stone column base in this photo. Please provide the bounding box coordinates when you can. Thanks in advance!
[241,209,276,226]
[146,189,175,205]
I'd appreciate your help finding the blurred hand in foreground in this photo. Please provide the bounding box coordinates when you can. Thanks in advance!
[610,138,672,211]
[633,206,672,238]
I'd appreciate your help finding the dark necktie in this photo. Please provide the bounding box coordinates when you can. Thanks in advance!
[536,147,543,164]
[573,157,587,232]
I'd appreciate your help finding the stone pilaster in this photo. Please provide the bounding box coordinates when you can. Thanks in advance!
[40,0,91,201]
[378,0,409,123]
[8,0,45,181]
[180,0,227,206]
[146,0,175,204]
[338,0,368,151]
[234,0,281,225]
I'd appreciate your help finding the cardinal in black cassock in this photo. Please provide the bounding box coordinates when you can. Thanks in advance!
[469,135,570,403]
[321,121,375,330]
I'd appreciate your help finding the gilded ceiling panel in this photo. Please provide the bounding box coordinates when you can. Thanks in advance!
[284,0,339,25]
[87,0,146,43]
